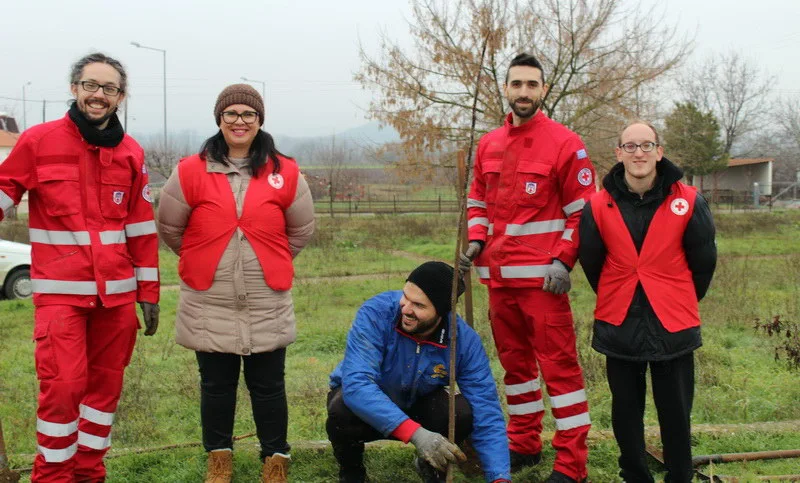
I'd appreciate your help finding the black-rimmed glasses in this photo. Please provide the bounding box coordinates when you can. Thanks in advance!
[75,81,122,97]
[221,111,259,124]
[619,141,659,153]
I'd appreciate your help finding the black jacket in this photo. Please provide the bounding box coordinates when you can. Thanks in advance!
[578,157,717,361]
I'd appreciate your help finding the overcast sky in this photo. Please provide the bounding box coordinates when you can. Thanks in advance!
[1,0,798,141]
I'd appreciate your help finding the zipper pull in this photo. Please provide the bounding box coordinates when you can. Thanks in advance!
[416,344,420,354]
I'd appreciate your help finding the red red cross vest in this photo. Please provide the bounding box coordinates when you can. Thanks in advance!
[177,154,299,291]
[590,181,700,332]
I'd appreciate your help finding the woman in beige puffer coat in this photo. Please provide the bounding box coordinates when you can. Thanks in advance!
[156,84,314,483]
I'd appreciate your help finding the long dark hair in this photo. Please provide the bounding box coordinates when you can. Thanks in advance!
[199,129,289,176]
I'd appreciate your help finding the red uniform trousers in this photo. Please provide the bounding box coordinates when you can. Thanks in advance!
[31,303,138,483]
[489,287,590,481]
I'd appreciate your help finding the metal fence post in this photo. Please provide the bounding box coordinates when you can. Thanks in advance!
[753,182,760,207]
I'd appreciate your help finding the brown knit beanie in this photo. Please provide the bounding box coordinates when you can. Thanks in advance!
[213,83,264,126]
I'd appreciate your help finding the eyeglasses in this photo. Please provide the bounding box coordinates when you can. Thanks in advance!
[619,141,659,153]
[75,81,122,97]
[221,111,259,124]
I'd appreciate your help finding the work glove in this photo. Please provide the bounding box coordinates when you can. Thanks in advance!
[139,302,160,336]
[410,427,466,472]
[542,259,571,295]
[458,241,483,273]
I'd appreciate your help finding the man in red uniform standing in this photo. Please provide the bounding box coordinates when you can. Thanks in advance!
[460,53,594,483]
[0,52,160,482]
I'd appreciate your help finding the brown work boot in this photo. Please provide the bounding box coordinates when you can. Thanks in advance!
[205,450,233,483]
[261,453,290,482]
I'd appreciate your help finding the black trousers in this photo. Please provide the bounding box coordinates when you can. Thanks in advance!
[196,349,290,460]
[326,386,473,480]
[606,352,695,483]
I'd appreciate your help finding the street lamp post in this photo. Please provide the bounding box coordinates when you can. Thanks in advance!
[131,41,167,150]
[22,81,31,130]
[240,76,266,102]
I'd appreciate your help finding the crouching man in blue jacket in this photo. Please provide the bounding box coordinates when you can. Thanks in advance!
[327,261,512,483]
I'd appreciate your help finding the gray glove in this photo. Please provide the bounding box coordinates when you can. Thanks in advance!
[409,427,466,471]
[542,259,571,295]
[139,302,160,336]
[458,241,482,273]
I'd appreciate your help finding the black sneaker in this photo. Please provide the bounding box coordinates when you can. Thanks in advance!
[338,466,367,483]
[413,457,445,483]
[544,469,587,483]
[510,449,541,471]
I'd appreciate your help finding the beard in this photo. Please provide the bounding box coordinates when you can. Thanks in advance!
[77,99,118,126]
[510,96,543,119]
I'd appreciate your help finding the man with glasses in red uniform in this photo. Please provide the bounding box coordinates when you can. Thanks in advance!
[0,52,159,482]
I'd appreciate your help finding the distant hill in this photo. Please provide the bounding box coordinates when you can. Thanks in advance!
[274,121,400,156]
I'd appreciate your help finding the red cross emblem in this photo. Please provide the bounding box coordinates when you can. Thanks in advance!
[577,167,593,186]
[670,198,689,215]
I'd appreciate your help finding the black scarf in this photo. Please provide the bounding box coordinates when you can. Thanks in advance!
[68,102,125,147]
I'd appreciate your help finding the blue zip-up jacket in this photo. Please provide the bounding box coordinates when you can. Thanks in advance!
[329,290,511,482]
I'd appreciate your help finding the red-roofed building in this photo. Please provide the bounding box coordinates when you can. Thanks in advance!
[692,158,774,196]
[0,114,20,163]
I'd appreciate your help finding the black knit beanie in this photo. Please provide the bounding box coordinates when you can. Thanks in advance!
[213,83,265,126]
[406,261,465,317]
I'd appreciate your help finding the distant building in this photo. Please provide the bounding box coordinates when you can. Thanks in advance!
[0,113,20,163]
[0,114,26,214]
[692,158,774,196]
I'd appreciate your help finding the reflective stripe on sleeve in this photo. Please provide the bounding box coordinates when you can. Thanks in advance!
[106,276,137,295]
[32,279,98,295]
[0,190,14,213]
[550,389,587,408]
[29,229,91,246]
[505,219,565,236]
[468,217,489,229]
[487,223,494,236]
[505,379,541,396]
[500,265,549,279]
[125,220,157,237]
[78,431,112,450]
[563,198,586,215]
[37,418,78,438]
[80,404,115,426]
[555,412,591,431]
[38,442,78,463]
[135,267,159,282]
[561,228,574,241]
[507,400,545,416]
[467,198,487,209]
[475,267,490,279]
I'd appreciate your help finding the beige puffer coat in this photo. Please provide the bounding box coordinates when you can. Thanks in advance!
[156,156,314,355]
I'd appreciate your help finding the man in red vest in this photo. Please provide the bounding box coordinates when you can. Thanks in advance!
[0,52,160,482]
[460,52,595,483]
[578,120,717,483]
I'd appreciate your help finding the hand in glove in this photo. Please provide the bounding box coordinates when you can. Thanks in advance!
[542,259,571,295]
[410,427,466,471]
[458,241,483,273]
[139,302,160,336]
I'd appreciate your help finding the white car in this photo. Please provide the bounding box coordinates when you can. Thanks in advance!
[0,238,32,299]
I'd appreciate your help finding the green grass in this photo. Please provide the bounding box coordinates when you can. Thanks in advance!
[2,211,800,482]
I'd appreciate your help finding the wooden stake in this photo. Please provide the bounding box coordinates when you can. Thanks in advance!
[457,151,474,327]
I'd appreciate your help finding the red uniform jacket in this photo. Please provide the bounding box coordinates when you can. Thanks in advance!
[590,182,701,332]
[177,154,299,291]
[0,114,159,307]
[467,111,597,288]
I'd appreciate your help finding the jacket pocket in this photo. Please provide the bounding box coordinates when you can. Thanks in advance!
[33,320,59,380]
[514,160,552,208]
[540,311,578,362]
[100,169,133,219]
[36,164,81,216]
